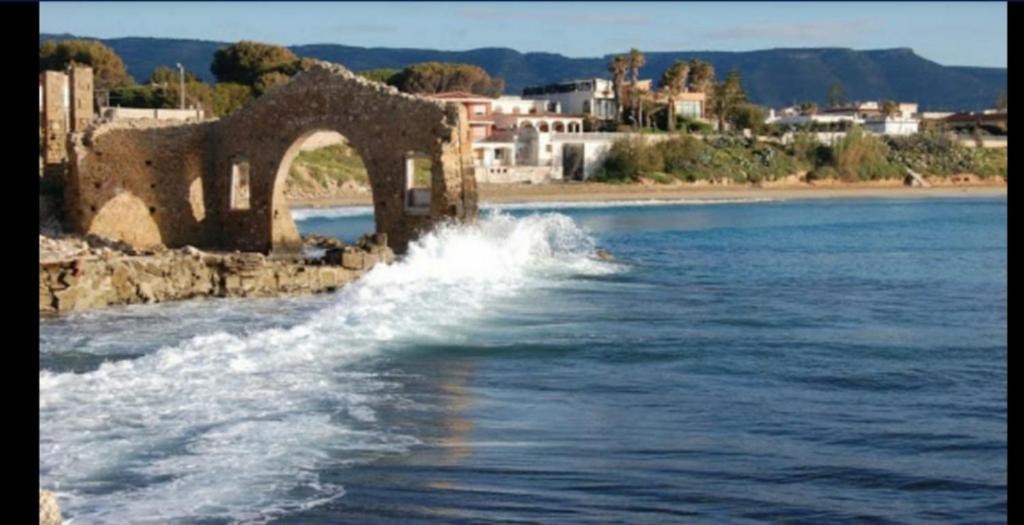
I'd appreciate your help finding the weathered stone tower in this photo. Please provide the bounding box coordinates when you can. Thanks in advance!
[69,66,94,132]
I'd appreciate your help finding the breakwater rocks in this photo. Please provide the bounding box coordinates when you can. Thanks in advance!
[40,234,395,315]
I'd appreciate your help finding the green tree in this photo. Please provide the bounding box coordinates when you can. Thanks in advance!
[254,71,291,94]
[627,48,647,127]
[709,69,747,132]
[658,60,689,131]
[881,100,899,117]
[359,68,401,85]
[828,81,848,108]
[799,101,818,115]
[211,83,253,116]
[40,39,131,90]
[730,103,769,134]
[391,62,504,96]
[210,40,299,86]
[607,55,628,122]
[685,58,715,95]
[148,65,200,85]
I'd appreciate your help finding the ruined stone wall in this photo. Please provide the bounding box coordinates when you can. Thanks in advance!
[212,62,476,254]
[66,120,217,249]
[69,66,93,132]
[66,61,477,255]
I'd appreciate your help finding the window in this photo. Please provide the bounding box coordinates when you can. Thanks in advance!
[230,158,251,210]
[404,153,432,214]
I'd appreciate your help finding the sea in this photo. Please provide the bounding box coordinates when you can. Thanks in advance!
[39,195,1007,524]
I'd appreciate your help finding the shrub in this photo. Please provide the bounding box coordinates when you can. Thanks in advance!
[790,131,829,169]
[657,134,706,175]
[596,137,664,182]
[677,116,714,134]
[830,126,902,181]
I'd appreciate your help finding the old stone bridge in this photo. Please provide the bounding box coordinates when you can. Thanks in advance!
[64,61,478,254]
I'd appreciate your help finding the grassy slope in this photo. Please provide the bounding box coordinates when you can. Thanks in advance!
[287,144,432,195]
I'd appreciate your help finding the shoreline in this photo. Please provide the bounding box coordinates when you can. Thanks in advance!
[288,181,1007,208]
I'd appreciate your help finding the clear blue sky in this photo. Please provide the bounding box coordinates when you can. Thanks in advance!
[40,1,1007,68]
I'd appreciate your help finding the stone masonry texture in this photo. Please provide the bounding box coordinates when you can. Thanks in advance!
[65,61,479,255]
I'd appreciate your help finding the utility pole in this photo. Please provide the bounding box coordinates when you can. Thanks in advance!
[176,63,185,109]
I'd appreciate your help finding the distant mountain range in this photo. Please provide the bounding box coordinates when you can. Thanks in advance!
[41,33,1007,111]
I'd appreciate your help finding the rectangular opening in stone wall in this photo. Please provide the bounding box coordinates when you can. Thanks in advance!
[231,159,251,210]
[404,153,433,214]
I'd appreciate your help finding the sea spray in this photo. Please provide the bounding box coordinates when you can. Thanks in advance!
[39,212,618,524]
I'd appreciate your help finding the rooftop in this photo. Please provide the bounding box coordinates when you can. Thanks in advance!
[428,91,494,102]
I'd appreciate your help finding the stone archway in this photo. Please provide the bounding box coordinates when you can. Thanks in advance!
[67,61,477,256]
[213,63,477,254]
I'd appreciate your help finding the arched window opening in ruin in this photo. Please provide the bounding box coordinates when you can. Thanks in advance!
[404,152,433,215]
[539,122,550,132]
[283,130,369,201]
[274,129,374,244]
[521,120,533,128]
[230,157,251,210]
[553,122,566,132]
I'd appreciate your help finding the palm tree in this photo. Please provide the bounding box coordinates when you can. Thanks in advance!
[881,100,899,118]
[686,58,715,95]
[828,82,847,108]
[659,60,689,131]
[710,69,747,132]
[799,101,818,115]
[608,55,628,123]
[628,48,646,127]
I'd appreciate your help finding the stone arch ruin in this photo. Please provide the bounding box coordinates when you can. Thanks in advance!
[65,61,478,254]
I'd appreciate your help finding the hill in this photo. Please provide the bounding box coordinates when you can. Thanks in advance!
[40,33,1006,111]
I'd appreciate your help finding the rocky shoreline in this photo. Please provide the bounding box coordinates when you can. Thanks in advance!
[40,233,394,315]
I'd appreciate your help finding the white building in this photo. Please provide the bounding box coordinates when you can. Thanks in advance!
[491,95,559,115]
[521,78,619,120]
[863,116,919,136]
[768,100,921,136]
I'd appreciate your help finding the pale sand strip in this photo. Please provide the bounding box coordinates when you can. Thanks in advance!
[289,182,1006,208]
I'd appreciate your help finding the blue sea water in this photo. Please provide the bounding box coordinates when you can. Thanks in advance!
[39,196,1006,524]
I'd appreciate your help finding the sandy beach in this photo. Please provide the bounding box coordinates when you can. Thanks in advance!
[288,181,1007,208]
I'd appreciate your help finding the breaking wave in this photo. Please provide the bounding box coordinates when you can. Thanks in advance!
[39,212,618,524]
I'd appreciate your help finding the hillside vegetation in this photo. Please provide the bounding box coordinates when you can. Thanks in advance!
[596,129,1007,185]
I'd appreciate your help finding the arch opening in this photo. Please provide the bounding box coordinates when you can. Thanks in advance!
[273,129,376,248]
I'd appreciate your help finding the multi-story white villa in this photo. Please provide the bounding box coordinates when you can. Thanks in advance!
[491,95,560,115]
[521,78,620,120]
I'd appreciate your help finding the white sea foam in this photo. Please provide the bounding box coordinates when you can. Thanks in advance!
[39,212,617,524]
[290,197,773,222]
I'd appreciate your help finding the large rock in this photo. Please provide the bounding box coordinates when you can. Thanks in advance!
[39,235,394,314]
